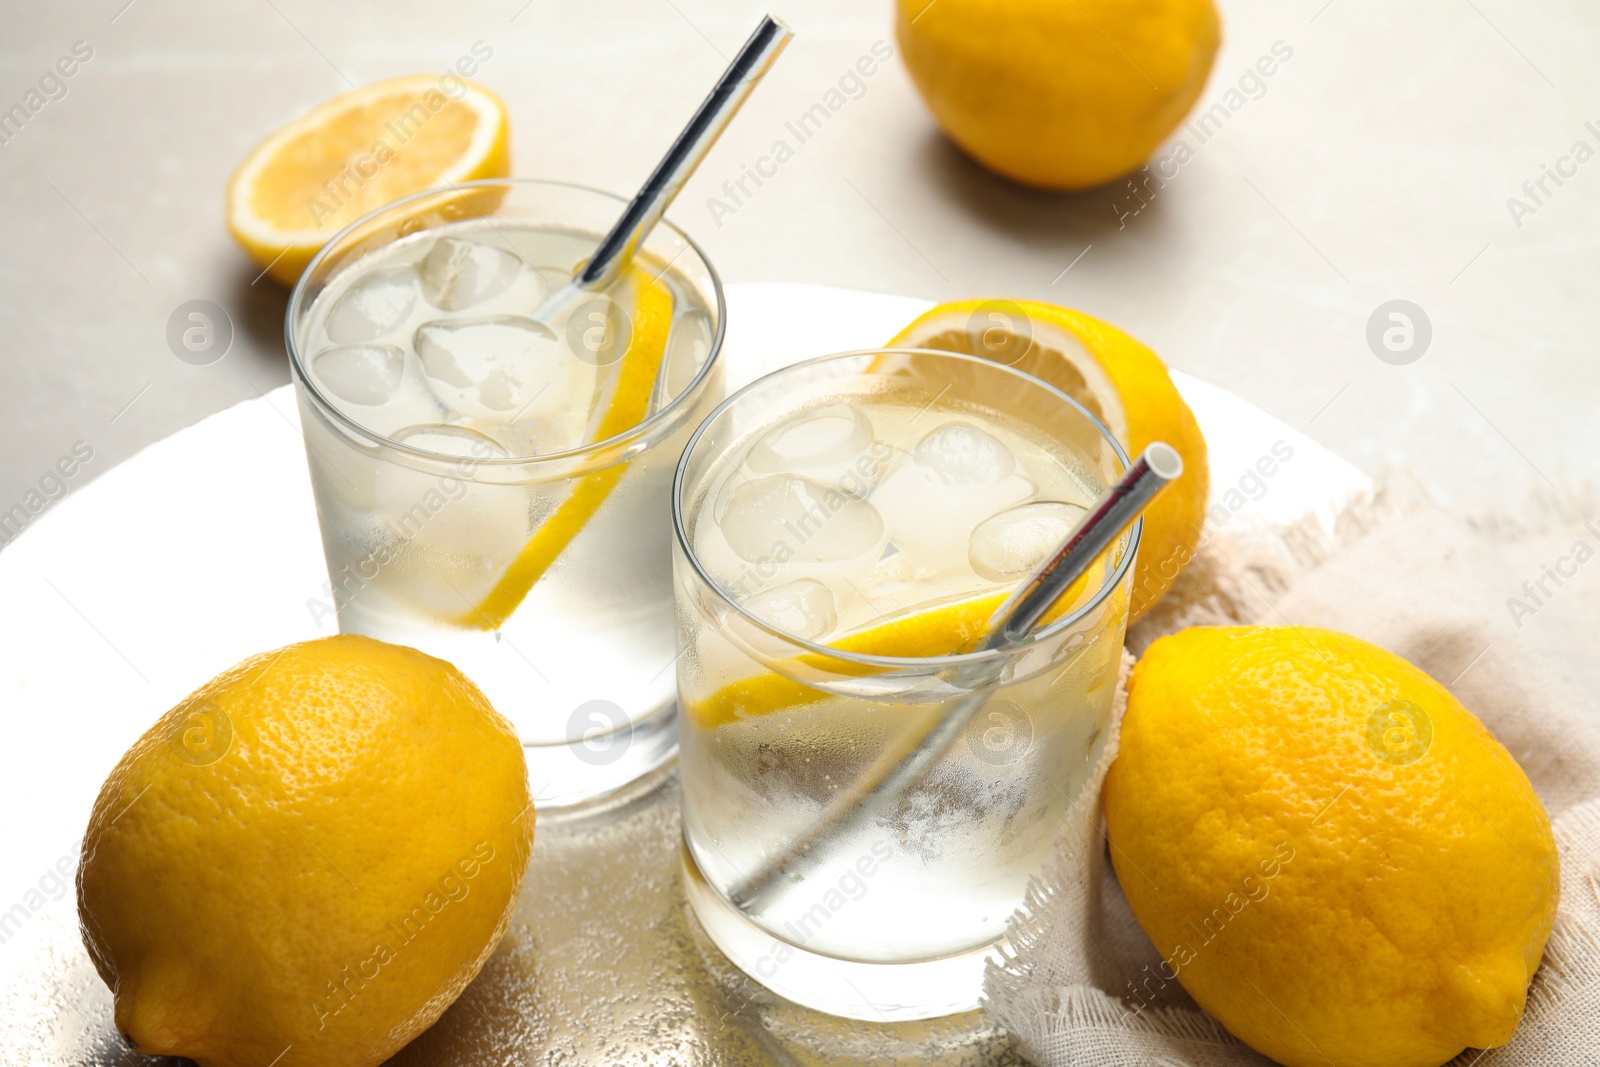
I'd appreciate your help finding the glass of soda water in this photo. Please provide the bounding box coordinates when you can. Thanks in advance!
[287,179,724,807]
[671,349,1136,1020]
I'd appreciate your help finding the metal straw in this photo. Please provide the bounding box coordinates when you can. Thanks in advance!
[537,14,792,320]
[973,441,1185,652]
[725,442,1185,914]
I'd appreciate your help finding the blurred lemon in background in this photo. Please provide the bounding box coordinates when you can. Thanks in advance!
[896,0,1221,190]
[1105,626,1558,1067]
[78,635,535,1067]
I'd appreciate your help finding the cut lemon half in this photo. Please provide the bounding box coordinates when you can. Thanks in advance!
[889,301,1208,623]
[686,567,1118,731]
[456,268,674,631]
[227,75,511,286]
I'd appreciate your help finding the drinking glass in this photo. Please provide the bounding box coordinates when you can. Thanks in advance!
[672,349,1136,1020]
[287,178,725,807]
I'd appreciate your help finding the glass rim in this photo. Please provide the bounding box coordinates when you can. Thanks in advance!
[671,347,1141,670]
[283,176,728,468]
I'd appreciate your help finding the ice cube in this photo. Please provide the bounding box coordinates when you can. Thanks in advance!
[871,421,1035,573]
[744,578,837,640]
[654,307,714,409]
[968,501,1088,582]
[325,267,418,343]
[745,404,885,492]
[390,423,511,460]
[374,423,528,616]
[419,237,524,311]
[311,344,406,406]
[414,315,580,420]
[912,420,1016,485]
[720,474,885,566]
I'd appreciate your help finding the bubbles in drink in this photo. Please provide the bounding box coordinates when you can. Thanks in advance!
[311,344,406,406]
[746,403,884,489]
[720,474,885,566]
[871,420,1034,572]
[968,500,1088,582]
[744,578,837,640]
[414,315,575,418]
[419,237,526,311]
[325,267,418,343]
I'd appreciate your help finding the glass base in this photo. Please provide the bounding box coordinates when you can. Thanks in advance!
[523,701,679,809]
[680,842,1002,1022]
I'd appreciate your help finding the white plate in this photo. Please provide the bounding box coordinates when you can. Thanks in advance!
[0,282,1367,991]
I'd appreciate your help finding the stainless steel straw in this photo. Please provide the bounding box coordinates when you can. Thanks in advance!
[534,14,792,323]
[726,442,1185,913]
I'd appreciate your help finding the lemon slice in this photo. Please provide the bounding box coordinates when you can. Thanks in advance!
[227,74,511,286]
[456,268,674,631]
[686,567,1115,731]
[688,591,1006,730]
[889,300,1209,622]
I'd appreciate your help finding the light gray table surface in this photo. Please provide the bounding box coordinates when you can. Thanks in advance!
[1,0,1596,533]
[0,1,1596,1064]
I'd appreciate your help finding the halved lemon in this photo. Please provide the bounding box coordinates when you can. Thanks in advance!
[889,300,1208,623]
[226,74,511,286]
[456,268,674,631]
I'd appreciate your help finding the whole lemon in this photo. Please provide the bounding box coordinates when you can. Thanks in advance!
[1105,627,1558,1067]
[77,635,535,1067]
[896,0,1221,191]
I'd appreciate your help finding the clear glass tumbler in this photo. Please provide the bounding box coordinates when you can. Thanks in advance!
[287,179,725,807]
[672,349,1136,1020]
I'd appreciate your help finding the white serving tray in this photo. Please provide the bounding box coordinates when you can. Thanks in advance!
[0,283,1367,1065]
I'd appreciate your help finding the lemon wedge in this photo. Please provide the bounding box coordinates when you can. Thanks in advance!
[227,74,510,286]
[457,268,673,631]
[688,590,1008,730]
[686,563,1116,731]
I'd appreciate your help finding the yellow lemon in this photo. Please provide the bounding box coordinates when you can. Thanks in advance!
[687,566,1117,730]
[688,589,1010,730]
[77,635,535,1067]
[1105,626,1558,1067]
[227,74,511,286]
[890,299,1208,623]
[457,266,674,631]
[896,0,1221,190]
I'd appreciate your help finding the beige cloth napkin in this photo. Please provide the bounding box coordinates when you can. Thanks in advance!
[983,484,1600,1066]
